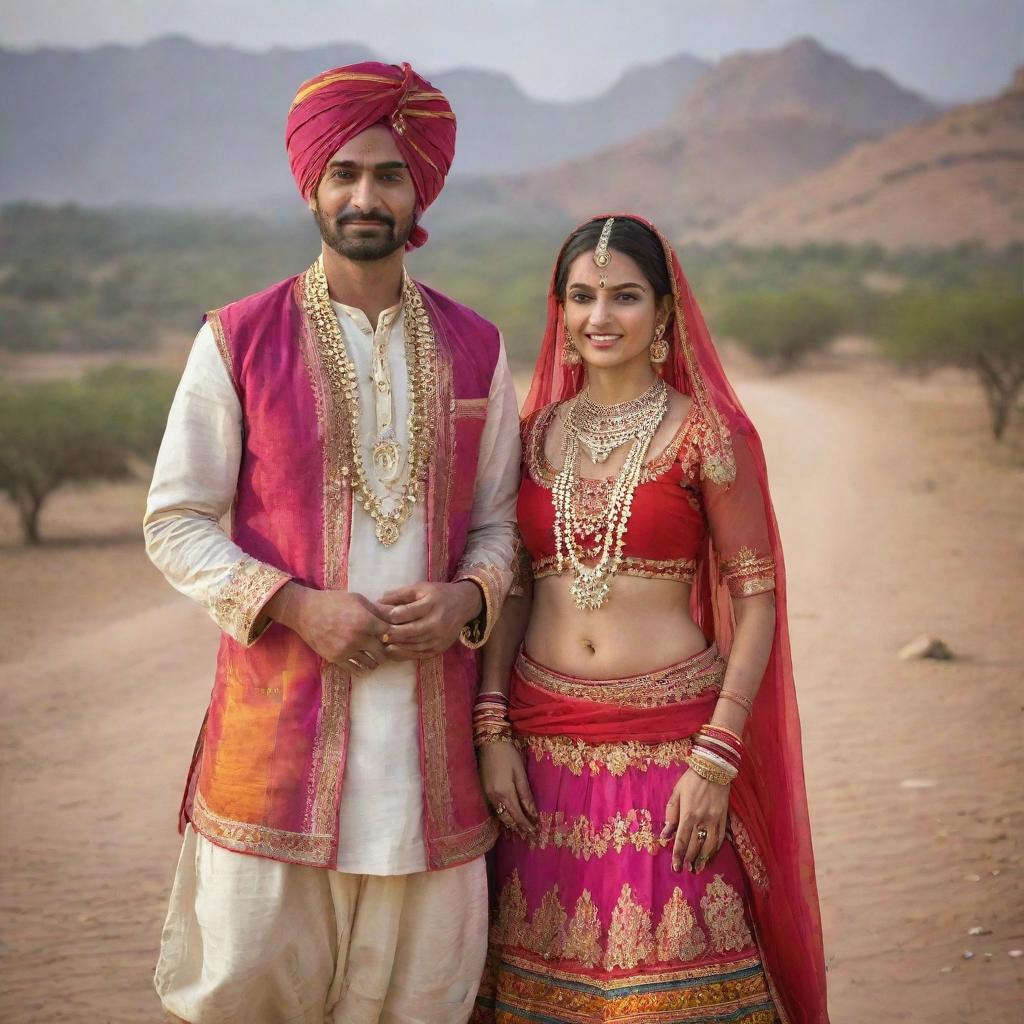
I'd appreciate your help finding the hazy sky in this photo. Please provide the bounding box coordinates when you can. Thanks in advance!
[2,0,1021,102]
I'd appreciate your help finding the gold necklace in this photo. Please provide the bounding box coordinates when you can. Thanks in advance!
[553,382,668,610]
[573,379,667,463]
[302,256,437,546]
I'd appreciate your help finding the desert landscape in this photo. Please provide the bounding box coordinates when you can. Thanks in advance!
[1,349,1021,1022]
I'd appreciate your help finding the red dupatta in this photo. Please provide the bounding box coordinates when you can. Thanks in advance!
[521,214,830,1024]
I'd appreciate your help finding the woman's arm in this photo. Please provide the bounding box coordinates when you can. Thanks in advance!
[477,584,538,836]
[710,590,776,733]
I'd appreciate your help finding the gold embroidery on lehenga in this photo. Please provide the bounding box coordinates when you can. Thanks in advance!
[720,546,776,597]
[604,884,655,970]
[700,874,754,953]
[655,887,708,961]
[496,870,529,948]
[528,886,568,959]
[495,875,762,973]
[562,890,603,968]
[730,816,770,892]
[519,735,693,777]
[529,809,670,860]
[515,648,724,708]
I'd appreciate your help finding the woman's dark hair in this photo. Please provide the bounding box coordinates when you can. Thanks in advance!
[554,217,672,301]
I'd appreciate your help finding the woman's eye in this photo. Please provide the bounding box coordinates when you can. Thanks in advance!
[617,293,640,302]
[569,292,591,303]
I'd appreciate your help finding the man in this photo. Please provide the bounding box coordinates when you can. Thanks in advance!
[145,61,520,1023]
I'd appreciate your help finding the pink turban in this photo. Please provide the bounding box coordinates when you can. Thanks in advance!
[285,61,456,249]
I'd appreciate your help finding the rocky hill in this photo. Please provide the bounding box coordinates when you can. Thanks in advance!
[704,67,1024,249]
[490,37,939,237]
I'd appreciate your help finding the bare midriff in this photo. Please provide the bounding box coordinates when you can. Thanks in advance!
[524,573,709,679]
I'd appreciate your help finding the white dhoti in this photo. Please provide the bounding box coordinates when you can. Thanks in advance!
[155,828,488,1024]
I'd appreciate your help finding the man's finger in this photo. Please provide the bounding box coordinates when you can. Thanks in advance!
[379,585,421,606]
[385,622,432,644]
[383,600,432,626]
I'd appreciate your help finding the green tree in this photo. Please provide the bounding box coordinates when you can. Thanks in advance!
[878,288,1024,439]
[712,288,852,372]
[0,369,176,544]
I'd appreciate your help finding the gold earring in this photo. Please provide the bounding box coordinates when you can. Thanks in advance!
[650,323,669,364]
[563,324,581,366]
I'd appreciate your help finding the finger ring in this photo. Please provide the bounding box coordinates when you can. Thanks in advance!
[696,826,708,842]
[495,803,507,817]
[346,658,361,669]
[381,633,390,644]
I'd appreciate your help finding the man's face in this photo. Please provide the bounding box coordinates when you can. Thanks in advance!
[312,125,418,262]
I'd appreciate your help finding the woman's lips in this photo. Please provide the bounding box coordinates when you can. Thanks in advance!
[586,333,623,349]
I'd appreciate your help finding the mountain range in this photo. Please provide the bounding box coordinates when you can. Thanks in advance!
[2,35,1019,248]
[0,36,707,206]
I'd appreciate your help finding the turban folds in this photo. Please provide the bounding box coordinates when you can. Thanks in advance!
[286,61,456,249]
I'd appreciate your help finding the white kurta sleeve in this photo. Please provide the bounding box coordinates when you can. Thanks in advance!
[453,334,522,649]
[143,323,291,646]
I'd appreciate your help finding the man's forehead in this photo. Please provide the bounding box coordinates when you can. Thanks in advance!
[328,125,404,165]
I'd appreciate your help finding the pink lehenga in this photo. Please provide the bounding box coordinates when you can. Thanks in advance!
[472,216,829,1023]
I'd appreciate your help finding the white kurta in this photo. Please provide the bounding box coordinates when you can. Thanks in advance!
[145,290,521,873]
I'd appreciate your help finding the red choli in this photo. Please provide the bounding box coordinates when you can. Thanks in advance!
[517,401,776,596]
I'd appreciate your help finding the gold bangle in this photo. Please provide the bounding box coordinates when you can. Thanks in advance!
[685,753,735,787]
[474,732,515,749]
[716,690,753,713]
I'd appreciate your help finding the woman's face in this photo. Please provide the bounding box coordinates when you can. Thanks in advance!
[563,248,667,373]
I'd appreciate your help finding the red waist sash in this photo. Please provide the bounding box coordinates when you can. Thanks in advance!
[509,645,723,744]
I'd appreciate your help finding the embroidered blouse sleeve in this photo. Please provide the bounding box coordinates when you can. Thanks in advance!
[701,427,776,598]
[143,323,291,646]
[453,334,523,649]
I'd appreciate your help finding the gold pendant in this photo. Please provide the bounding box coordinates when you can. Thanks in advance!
[375,519,401,546]
[372,437,402,480]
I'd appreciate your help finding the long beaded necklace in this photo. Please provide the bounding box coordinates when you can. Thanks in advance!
[302,256,437,546]
[553,377,668,610]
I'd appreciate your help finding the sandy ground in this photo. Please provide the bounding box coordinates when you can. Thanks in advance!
[0,356,1021,1022]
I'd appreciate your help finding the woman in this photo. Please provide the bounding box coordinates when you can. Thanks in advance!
[471,215,829,1023]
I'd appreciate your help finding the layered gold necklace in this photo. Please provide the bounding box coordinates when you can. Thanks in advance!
[302,256,437,546]
[553,378,668,610]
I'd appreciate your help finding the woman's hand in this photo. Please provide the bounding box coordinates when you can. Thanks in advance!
[661,767,730,873]
[479,740,538,838]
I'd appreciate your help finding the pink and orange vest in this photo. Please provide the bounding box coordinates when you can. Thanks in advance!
[183,269,502,870]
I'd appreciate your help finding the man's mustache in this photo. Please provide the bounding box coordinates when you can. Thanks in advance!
[335,211,395,229]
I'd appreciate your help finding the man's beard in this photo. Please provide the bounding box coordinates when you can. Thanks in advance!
[314,204,414,262]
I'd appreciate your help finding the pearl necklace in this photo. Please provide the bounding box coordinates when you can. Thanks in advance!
[553,380,668,610]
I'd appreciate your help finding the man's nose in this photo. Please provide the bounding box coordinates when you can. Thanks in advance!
[349,174,378,211]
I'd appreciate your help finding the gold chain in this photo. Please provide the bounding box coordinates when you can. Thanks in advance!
[302,256,437,546]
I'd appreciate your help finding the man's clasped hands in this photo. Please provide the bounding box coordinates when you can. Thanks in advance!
[264,580,482,674]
